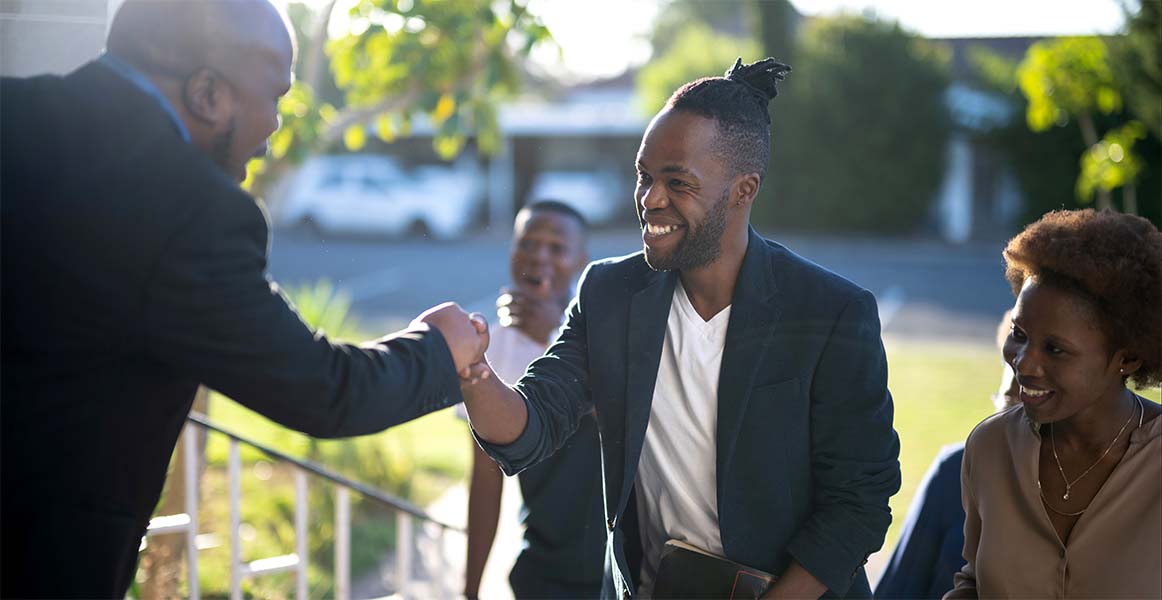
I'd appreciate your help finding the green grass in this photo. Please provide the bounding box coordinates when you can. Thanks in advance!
[882,338,1001,549]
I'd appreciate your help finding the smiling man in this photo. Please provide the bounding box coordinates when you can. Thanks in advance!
[461,58,901,599]
[462,200,606,599]
[0,1,486,596]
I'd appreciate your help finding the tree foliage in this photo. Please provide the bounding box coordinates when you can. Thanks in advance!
[763,16,952,232]
[1016,30,1158,213]
[248,0,553,192]
[970,46,1160,227]
[636,23,761,115]
[1018,37,1121,133]
[1110,0,1162,139]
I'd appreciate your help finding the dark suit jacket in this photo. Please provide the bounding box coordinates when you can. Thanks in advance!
[479,228,901,599]
[0,61,461,598]
[875,444,966,600]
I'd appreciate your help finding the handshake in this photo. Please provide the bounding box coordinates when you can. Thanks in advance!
[413,302,493,384]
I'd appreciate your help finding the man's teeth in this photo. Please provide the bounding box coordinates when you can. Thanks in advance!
[1022,387,1052,398]
[646,223,680,235]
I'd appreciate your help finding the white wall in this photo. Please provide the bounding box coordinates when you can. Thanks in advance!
[0,0,123,77]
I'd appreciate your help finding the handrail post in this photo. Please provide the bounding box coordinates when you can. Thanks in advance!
[396,511,412,597]
[434,525,448,598]
[295,470,308,600]
[335,486,350,600]
[183,422,201,600]
[229,439,242,600]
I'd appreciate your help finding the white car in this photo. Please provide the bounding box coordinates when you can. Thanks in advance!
[277,154,482,239]
[526,170,623,225]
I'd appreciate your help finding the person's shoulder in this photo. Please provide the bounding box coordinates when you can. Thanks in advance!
[588,250,648,274]
[578,250,651,288]
[930,442,967,480]
[965,405,1025,453]
[759,236,869,303]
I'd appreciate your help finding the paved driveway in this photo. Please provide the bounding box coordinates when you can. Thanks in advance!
[268,227,1016,346]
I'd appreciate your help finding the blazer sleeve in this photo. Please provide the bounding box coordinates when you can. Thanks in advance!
[474,263,595,476]
[141,187,462,438]
[786,289,901,596]
[875,446,963,599]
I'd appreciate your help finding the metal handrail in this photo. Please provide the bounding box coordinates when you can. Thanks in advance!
[186,412,465,533]
[145,412,465,599]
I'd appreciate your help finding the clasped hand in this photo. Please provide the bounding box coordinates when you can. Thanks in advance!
[413,302,492,383]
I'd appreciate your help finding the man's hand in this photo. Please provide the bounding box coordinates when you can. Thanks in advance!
[413,302,489,378]
[759,561,827,599]
[496,286,566,345]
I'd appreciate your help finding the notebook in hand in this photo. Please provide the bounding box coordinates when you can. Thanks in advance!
[651,539,776,599]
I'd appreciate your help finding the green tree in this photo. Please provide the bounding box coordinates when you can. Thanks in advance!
[747,0,796,70]
[247,0,553,193]
[649,0,750,57]
[1111,0,1162,139]
[636,23,761,115]
[1017,36,1128,210]
[968,45,1161,228]
[765,16,951,232]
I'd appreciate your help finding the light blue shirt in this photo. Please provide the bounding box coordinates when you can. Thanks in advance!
[98,52,191,143]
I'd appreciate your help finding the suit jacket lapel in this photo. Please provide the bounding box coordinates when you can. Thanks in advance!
[617,267,677,515]
[716,228,781,507]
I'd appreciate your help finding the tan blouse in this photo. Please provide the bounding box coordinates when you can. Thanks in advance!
[945,402,1161,599]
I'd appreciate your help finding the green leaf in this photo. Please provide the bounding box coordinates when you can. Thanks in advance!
[375,114,395,142]
[343,125,367,151]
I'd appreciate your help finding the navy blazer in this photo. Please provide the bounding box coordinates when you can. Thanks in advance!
[480,229,901,598]
[875,444,966,600]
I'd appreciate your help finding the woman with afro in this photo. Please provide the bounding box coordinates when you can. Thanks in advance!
[946,209,1161,599]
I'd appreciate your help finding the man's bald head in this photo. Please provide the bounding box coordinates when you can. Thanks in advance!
[107,0,293,77]
[106,0,294,183]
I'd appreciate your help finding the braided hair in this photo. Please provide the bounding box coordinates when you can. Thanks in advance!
[666,57,791,181]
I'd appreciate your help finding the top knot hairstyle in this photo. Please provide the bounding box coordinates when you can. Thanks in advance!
[666,57,792,181]
[1003,209,1162,388]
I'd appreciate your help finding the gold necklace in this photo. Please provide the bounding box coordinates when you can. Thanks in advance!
[1038,481,1087,517]
[1049,395,1143,501]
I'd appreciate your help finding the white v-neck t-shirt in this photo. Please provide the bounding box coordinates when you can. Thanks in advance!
[635,279,731,594]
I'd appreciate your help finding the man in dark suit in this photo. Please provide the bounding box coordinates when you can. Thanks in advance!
[461,58,901,599]
[0,1,486,596]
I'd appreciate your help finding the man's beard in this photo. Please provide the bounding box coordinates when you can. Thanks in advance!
[645,188,730,272]
[211,118,238,179]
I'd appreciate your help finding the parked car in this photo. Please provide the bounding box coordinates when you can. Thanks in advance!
[276,154,483,239]
[525,170,623,225]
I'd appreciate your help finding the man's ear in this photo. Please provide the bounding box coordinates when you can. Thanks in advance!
[733,172,761,208]
[182,67,235,127]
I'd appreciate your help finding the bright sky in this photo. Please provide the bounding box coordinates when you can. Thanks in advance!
[277,0,1131,81]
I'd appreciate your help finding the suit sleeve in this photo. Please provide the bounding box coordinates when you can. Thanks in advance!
[875,447,962,599]
[944,443,979,599]
[473,263,595,476]
[786,289,901,595]
[142,188,461,438]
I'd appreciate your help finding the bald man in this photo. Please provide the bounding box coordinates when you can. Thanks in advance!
[0,1,486,596]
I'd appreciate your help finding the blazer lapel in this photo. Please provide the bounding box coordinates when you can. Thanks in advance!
[716,229,782,506]
[617,267,677,515]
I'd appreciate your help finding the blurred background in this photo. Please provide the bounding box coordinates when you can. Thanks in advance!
[3,0,1159,597]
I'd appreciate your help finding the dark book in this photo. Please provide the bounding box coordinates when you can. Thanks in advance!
[652,539,776,599]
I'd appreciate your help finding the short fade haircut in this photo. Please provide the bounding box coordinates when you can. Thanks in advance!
[666,57,791,181]
[521,199,589,234]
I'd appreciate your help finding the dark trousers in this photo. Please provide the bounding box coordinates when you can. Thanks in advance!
[510,553,603,600]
